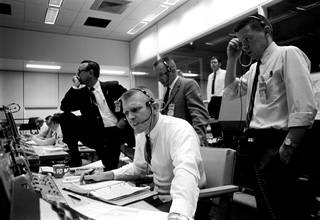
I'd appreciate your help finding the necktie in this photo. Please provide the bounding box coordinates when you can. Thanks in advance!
[89,87,97,106]
[246,60,261,127]
[211,71,217,96]
[144,134,152,164]
[163,87,170,105]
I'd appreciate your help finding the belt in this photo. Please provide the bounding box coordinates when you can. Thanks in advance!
[240,128,287,152]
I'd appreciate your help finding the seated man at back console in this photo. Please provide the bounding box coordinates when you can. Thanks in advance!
[81,87,207,220]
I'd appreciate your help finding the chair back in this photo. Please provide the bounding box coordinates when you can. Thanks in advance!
[200,147,236,188]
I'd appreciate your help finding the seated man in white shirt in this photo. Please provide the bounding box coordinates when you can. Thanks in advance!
[32,114,65,147]
[81,87,207,220]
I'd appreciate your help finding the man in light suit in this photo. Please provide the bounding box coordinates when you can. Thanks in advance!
[60,60,134,169]
[153,57,210,146]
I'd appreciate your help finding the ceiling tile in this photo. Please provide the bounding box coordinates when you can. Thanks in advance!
[61,0,86,11]
[56,8,78,26]
[127,1,160,20]
[25,3,46,23]
[113,18,140,33]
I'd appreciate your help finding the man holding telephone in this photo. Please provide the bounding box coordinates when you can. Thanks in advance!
[60,60,134,169]
[224,15,317,219]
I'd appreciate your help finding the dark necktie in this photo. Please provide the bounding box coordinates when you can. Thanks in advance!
[246,60,261,127]
[211,71,217,96]
[89,87,97,106]
[163,87,170,105]
[144,134,152,164]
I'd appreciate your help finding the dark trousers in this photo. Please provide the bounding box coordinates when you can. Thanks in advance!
[59,112,122,170]
[208,96,222,137]
[238,129,309,220]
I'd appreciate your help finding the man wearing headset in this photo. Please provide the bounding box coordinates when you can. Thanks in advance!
[60,60,134,169]
[224,15,317,219]
[82,87,206,220]
[153,57,210,146]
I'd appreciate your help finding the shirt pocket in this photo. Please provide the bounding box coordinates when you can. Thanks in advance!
[265,76,277,104]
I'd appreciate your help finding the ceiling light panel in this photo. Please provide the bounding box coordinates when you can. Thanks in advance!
[143,5,169,22]
[45,7,59,24]
[49,0,63,7]
[127,21,148,35]
[100,70,126,75]
[182,72,198,77]
[132,71,148,75]
[26,64,61,70]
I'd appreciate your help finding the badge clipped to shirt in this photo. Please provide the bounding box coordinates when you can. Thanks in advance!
[258,75,267,103]
[167,104,175,116]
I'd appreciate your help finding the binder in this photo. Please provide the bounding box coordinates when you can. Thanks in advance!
[63,180,157,206]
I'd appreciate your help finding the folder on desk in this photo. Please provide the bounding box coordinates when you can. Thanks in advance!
[64,180,157,206]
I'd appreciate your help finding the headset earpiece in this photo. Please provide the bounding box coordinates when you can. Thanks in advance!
[162,59,172,74]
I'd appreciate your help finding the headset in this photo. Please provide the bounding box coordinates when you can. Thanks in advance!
[238,15,272,67]
[115,87,155,112]
[161,58,172,75]
[131,87,155,107]
[248,15,266,27]
[153,57,172,76]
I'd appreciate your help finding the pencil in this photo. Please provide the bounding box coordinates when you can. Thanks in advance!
[67,194,81,201]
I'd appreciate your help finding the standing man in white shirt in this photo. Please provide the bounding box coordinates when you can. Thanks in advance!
[206,56,226,138]
[60,60,134,168]
[225,14,317,220]
[206,56,226,121]
[82,87,207,220]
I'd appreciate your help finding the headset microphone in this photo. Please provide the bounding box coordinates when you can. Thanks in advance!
[140,108,153,125]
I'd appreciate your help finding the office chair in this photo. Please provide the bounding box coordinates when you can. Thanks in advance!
[196,147,239,220]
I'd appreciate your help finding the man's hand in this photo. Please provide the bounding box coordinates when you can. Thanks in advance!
[72,75,81,88]
[80,170,114,184]
[279,144,295,165]
[227,38,242,59]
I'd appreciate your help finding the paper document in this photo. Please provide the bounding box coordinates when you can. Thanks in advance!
[72,201,168,220]
[65,180,157,206]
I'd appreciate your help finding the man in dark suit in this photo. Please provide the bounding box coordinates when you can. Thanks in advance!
[60,60,134,169]
[153,57,210,146]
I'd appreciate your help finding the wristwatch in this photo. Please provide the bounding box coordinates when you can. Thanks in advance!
[284,138,297,148]
[168,213,189,220]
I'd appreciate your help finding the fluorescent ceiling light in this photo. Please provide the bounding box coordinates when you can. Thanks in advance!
[143,5,169,22]
[132,71,148,75]
[163,0,180,6]
[127,21,148,35]
[182,72,198,77]
[26,64,61,70]
[100,69,126,75]
[45,7,59,24]
[49,0,63,7]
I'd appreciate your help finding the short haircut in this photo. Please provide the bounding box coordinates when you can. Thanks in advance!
[234,14,273,37]
[80,60,100,78]
[121,86,155,103]
[210,56,222,63]
[50,113,61,124]
[152,56,177,72]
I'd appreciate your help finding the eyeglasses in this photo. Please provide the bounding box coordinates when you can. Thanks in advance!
[77,69,87,76]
